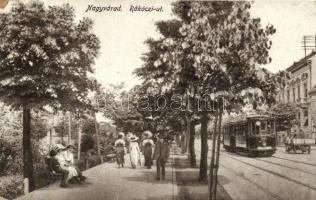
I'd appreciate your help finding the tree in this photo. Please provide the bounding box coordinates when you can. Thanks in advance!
[175,2,275,198]
[267,102,299,132]
[81,134,95,169]
[0,1,100,192]
[138,1,275,198]
[134,17,199,167]
[100,83,144,135]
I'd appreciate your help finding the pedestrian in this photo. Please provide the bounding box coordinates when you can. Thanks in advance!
[153,132,170,180]
[114,132,126,168]
[142,130,154,169]
[129,135,141,169]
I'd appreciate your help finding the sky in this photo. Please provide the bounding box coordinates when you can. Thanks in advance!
[2,0,316,89]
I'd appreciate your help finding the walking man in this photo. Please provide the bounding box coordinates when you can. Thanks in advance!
[153,133,170,180]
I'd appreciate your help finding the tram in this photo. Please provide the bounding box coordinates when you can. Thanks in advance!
[223,114,277,157]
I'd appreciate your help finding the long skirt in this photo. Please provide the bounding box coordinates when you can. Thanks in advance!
[116,147,125,165]
[60,165,78,181]
[143,146,153,168]
[130,150,140,168]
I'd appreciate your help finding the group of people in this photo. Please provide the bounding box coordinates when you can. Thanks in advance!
[49,144,87,188]
[114,130,171,180]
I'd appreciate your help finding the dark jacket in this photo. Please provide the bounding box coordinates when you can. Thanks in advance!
[153,141,170,161]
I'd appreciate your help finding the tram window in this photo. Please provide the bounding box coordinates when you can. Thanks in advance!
[267,121,271,134]
[255,121,260,135]
[267,121,273,134]
[261,121,266,131]
[243,125,247,136]
[251,122,255,135]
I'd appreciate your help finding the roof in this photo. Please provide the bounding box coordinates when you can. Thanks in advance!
[224,114,271,126]
[286,51,316,73]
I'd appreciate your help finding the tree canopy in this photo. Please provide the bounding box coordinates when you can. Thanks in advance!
[0,1,100,111]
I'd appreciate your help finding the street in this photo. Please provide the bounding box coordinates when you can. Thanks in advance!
[195,140,316,200]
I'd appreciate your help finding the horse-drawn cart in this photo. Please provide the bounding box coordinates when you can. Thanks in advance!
[285,138,312,154]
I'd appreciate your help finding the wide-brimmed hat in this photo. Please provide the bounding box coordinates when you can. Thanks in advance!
[66,144,75,149]
[53,144,66,152]
[143,130,153,138]
[130,136,138,142]
[118,132,125,138]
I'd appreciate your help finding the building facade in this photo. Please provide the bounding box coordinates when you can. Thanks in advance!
[276,51,316,138]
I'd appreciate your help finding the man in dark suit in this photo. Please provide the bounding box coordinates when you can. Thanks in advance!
[49,145,69,187]
[153,133,170,180]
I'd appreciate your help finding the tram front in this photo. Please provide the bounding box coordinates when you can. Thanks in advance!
[247,116,277,157]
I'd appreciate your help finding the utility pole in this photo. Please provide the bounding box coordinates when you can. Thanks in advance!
[302,35,316,58]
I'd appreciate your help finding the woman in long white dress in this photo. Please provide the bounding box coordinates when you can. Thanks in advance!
[55,146,78,183]
[129,136,141,169]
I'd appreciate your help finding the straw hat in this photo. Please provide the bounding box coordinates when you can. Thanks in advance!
[53,144,66,152]
[130,135,139,142]
[118,132,125,138]
[66,144,75,149]
[143,130,153,138]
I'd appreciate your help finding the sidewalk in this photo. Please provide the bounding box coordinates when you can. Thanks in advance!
[15,146,231,200]
[173,151,232,200]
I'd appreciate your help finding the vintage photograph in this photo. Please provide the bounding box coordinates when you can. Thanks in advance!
[0,0,316,199]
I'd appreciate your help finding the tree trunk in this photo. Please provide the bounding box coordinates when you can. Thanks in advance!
[68,112,72,145]
[211,110,223,200]
[77,120,82,160]
[199,112,208,181]
[189,119,196,168]
[49,129,52,149]
[93,111,103,163]
[181,119,187,154]
[187,117,191,160]
[209,113,218,200]
[85,151,90,170]
[61,121,64,144]
[23,106,35,193]
[185,119,190,154]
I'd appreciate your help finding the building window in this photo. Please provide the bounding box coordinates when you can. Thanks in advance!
[297,85,300,99]
[304,83,308,98]
[292,87,295,102]
[287,90,290,102]
[304,109,308,117]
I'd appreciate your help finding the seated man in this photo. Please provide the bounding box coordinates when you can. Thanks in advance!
[49,145,69,188]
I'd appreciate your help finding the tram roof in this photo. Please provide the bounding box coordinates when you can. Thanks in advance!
[224,114,271,125]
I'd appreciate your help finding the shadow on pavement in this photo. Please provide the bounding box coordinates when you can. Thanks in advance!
[123,160,176,185]
[174,155,232,200]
